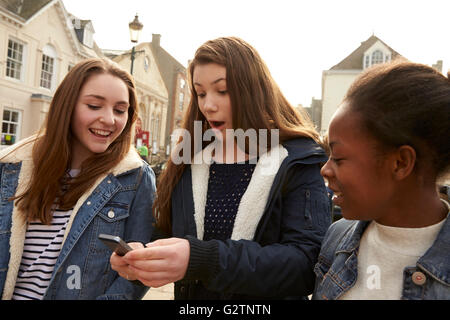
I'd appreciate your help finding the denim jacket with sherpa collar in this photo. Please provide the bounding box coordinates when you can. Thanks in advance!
[0,136,156,300]
[313,201,450,300]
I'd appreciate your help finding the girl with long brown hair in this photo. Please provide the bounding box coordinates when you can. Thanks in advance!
[0,58,155,299]
[111,37,331,299]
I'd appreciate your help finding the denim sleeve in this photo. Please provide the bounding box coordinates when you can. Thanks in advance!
[100,164,156,300]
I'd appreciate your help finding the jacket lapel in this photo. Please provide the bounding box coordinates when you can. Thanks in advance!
[1,137,35,300]
[1,157,32,300]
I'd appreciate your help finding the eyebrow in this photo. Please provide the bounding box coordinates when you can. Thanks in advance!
[193,77,226,87]
[328,141,340,150]
[83,94,129,106]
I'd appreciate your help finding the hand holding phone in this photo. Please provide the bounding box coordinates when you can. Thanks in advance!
[98,234,133,256]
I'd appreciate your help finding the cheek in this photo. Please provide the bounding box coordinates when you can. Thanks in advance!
[116,117,129,135]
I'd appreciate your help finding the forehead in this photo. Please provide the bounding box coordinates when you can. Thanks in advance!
[328,103,374,150]
[193,63,226,84]
[80,73,129,101]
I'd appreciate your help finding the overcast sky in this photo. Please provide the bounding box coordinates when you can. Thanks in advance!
[63,0,450,107]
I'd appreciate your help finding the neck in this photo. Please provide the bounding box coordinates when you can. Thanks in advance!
[213,139,249,164]
[376,182,448,228]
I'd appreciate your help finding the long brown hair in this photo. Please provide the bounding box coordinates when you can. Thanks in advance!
[154,36,320,235]
[13,58,139,224]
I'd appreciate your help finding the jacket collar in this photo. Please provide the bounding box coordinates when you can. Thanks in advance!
[282,137,327,163]
[191,142,288,241]
[417,200,450,286]
[335,220,370,254]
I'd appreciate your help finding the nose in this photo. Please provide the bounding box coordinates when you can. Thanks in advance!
[100,107,115,126]
[202,96,218,114]
[320,159,333,179]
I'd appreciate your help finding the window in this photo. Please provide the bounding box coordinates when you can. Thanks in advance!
[179,92,184,110]
[371,50,384,65]
[364,49,390,69]
[40,55,54,89]
[364,55,370,69]
[83,28,93,48]
[144,56,150,72]
[40,45,57,90]
[6,39,24,80]
[1,109,21,146]
[155,118,160,143]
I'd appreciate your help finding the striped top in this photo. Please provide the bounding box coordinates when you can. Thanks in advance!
[12,169,78,300]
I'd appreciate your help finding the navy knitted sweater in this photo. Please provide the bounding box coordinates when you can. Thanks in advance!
[203,161,256,241]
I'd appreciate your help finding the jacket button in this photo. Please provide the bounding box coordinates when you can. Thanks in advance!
[107,210,115,218]
[412,271,426,285]
[87,201,91,205]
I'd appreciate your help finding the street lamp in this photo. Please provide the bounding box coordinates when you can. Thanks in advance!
[128,14,143,75]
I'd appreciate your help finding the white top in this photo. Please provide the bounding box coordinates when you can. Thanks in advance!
[12,169,79,300]
[340,200,449,300]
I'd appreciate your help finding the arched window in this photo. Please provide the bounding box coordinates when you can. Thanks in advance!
[371,50,384,65]
[40,44,57,90]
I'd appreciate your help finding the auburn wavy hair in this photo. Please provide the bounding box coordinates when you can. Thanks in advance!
[12,58,139,224]
[153,36,321,235]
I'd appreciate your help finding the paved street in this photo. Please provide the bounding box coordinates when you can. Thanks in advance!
[142,282,174,300]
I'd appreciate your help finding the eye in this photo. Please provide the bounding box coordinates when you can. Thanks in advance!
[197,92,206,98]
[218,90,228,95]
[330,157,343,165]
[114,109,126,115]
[87,104,101,110]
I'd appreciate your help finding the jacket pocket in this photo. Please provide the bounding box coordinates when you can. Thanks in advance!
[95,202,130,236]
[97,202,130,222]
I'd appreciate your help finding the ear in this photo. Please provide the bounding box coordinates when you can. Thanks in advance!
[392,145,416,180]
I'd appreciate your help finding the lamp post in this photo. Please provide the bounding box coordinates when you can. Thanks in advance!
[128,14,143,75]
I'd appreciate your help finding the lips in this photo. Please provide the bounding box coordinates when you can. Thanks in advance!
[90,128,112,138]
[209,120,225,130]
[329,187,344,205]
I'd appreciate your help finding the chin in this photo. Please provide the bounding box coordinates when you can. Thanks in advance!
[88,144,111,154]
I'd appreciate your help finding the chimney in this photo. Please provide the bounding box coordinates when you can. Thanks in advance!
[152,34,161,48]
[432,60,443,73]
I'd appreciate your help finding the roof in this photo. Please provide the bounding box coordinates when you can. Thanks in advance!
[330,35,402,70]
[0,0,53,21]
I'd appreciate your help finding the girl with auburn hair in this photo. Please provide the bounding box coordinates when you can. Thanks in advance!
[314,61,450,300]
[111,37,331,299]
[0,58,155,300]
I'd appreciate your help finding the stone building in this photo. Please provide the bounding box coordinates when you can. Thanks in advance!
[0,0,101,149]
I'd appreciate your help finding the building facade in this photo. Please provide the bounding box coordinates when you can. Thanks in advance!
[0,0,102,149]
[107,41,169,163]
[149,34,190,159]
[320,35,403,135]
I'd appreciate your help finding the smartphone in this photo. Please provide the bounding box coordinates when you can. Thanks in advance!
[98,234,133,256]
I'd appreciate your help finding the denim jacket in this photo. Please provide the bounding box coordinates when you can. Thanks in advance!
[313,202,450,300]
[0,137,156,300]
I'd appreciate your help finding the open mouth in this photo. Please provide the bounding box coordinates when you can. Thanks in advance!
[331,190,344,205]
[90,128,112,138]
[209,121,225,129]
